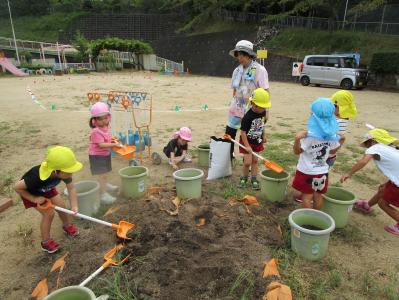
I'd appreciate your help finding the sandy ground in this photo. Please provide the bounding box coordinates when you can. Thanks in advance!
[0,71,398,299]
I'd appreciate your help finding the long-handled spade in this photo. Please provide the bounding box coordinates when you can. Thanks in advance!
[223,134,284,173]
[38,200,135,240]
[79,244,130,287]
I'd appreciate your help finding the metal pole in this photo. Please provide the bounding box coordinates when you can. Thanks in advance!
[7,0,20,64]
[342,0,349,29]
[380,5,386,34]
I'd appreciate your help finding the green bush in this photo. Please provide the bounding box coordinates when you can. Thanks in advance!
[90,37,153,58]
[370,52,399,74]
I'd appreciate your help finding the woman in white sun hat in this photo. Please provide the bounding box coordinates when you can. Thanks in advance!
[225,40,269,161]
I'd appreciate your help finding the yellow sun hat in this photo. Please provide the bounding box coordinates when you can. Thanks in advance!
[360,128,398,147]
[250,88,271,108]
[330,90,357,119]
[39,146,83,180]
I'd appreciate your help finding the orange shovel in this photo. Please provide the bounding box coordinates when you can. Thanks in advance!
[223,134,284,173]
[79,244,130,286]
[38,200,135,240]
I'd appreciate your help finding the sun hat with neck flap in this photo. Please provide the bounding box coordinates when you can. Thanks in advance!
[330,90,357,119]
[307,98,340,141]
[229,40,257,58]
[39,146,83,180]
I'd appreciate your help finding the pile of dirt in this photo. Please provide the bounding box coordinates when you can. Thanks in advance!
[37,187,286,299]
[116,188,283,299]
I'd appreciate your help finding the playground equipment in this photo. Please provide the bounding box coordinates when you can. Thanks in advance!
[38,199,135,240]
[0,52,27,76]
[87,90,161,166]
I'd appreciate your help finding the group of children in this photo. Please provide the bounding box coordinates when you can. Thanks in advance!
[12,77,399,255]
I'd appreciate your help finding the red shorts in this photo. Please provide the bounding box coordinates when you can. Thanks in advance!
[292,170,329,194]
[239,138,264,154]
[383,181,399,208]
[21,188,58,209]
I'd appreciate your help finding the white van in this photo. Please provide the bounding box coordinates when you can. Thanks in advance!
[300,55,368,89]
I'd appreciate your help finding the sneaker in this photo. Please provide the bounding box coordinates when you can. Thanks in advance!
[239,176,248,188]
[101,192,116,204]
[63,224,79,237]
[106,183,119,193]
[41,239,59,254]
[294,195,303,203]
[183,155,192,163]
[384,223,399,236]
[251,177,260,190]
[354,200,372,214]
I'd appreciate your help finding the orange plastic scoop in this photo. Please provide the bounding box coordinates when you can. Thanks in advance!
[38,200,135,240]
[113,145,136,160]
[223,134,284,173]
[79,244,130,287]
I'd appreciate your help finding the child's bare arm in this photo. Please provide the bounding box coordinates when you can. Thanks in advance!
[98,142,120,148]
[340,154,374,182]
[330,135,346,155]
[14,180,46,204]
[293,131,306,155]
[65,183,78,213]
[240,131,252,153]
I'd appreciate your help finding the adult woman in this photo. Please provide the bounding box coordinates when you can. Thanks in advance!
[226,40,269,160]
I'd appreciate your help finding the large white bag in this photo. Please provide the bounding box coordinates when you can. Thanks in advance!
[207,136,232,180]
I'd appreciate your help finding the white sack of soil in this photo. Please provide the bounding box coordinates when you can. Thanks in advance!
[207,136,232,180]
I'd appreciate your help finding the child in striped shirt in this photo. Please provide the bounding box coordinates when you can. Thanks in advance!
[326,90,357,167]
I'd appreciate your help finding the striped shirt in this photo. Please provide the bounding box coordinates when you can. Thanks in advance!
[328,118,349,158]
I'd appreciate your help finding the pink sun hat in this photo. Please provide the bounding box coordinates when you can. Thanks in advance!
[174,127,192,142]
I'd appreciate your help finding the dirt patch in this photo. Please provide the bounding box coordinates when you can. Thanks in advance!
[53,188,284,299]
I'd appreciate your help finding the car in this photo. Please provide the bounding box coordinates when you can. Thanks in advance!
[299,55,368,89]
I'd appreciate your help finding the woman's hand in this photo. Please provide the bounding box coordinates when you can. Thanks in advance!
[340,173,351,183]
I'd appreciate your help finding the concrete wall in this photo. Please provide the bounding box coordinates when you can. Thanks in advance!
[151,30,297,82]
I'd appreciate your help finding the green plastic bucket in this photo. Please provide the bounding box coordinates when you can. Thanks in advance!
[119,166,148,199]
[70,181,100,216]
[322,187,356,228]
[44,286,104,300]
[173,168,204,199]
[197,144,210,167]
[259,170,290,202]
[289,209,335,261]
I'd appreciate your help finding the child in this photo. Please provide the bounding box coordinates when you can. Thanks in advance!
[239,88,271,190]
[292,98,344,210]
[14,146,83,253]
[326,90,357,167]
[89,102,121,204]
[342,129,399,236]
[163,127,192,170]
[295,90,355,202]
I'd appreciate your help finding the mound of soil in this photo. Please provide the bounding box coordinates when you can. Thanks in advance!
[48,187,285,299]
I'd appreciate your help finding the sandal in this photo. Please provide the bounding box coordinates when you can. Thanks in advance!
[354,200,372,214]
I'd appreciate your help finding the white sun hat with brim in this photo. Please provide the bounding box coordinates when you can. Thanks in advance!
[229,40,257,58]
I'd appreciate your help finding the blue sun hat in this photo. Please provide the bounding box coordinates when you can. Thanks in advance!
[307,98,340,141]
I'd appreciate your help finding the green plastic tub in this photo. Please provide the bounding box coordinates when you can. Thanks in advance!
[69,181,100,216]
[119,166,148,199]
[197,144,210,167]
[173,168,204,199]
[322,187,356,228]
[289,209,335,261]
[259,170,290,202]
[44,286,105,300]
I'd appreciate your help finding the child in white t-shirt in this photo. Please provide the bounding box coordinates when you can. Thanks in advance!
[341,129,399,236]
[292,98,343,209]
